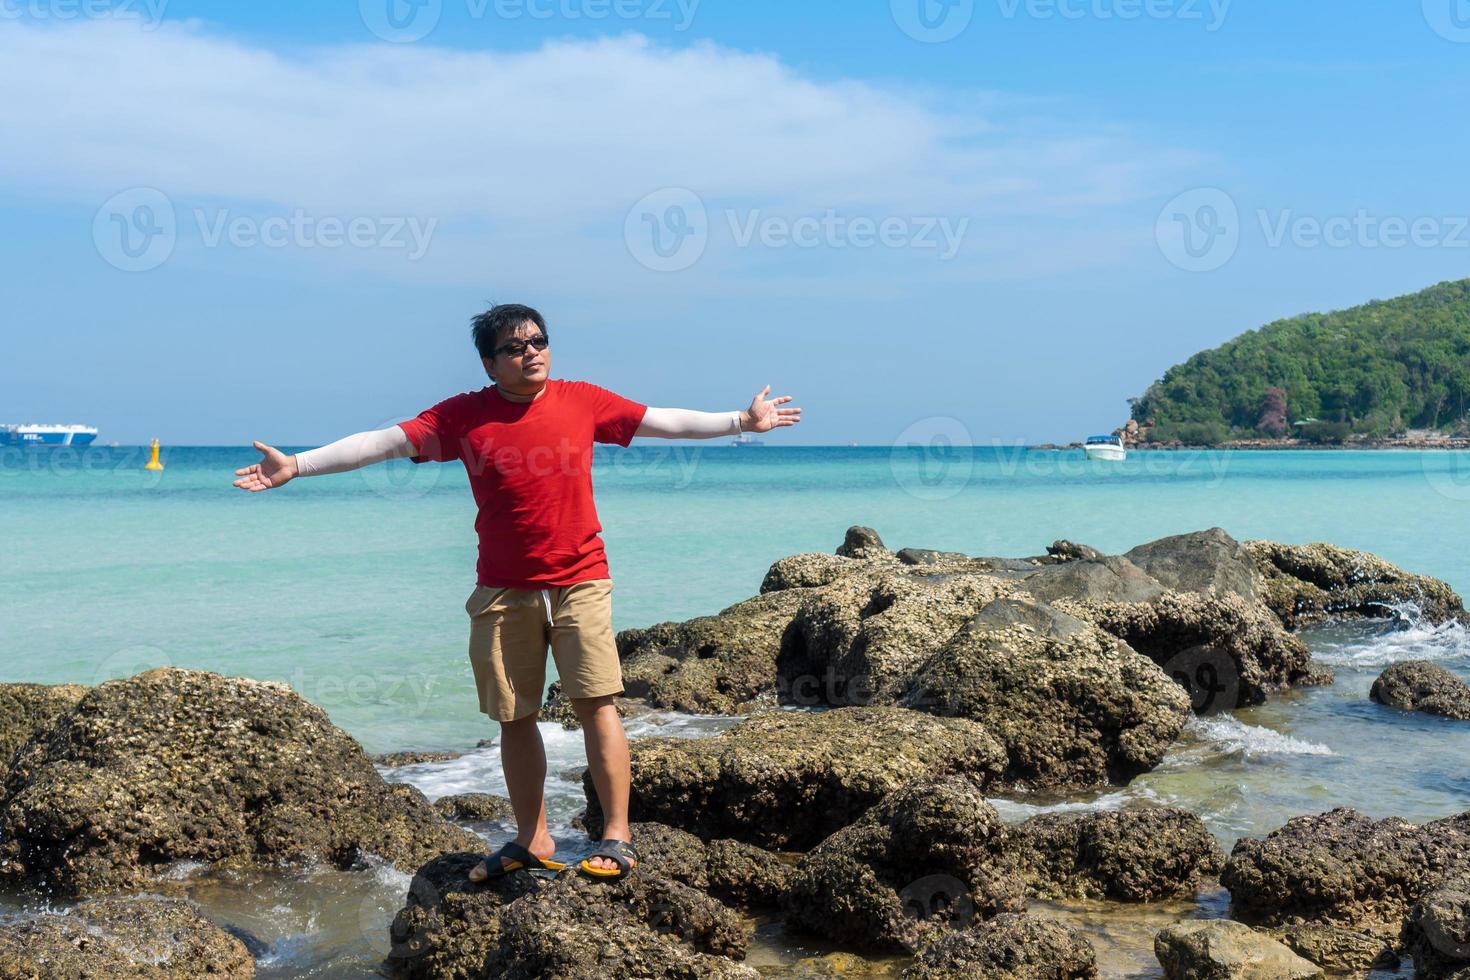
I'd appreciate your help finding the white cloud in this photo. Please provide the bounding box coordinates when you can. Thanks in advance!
[0,18,1202,288]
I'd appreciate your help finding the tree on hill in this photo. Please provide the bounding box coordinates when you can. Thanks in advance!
[1130,279,1470,443]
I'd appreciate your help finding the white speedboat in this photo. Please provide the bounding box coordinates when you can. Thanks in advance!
[1084,435,1126,461]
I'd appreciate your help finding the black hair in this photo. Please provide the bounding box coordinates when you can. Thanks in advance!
[471,304,548,360]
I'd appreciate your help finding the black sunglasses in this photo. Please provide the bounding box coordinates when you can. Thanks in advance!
[493,334,550,358]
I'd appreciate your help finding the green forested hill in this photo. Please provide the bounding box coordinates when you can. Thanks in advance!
[1130,279,1470,444]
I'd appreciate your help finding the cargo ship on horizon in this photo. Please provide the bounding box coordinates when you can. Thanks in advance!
[1,424,99,447]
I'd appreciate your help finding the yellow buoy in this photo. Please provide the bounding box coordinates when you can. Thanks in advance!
[144,437,164,471]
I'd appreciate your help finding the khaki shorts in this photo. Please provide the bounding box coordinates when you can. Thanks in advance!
[464,578,623,722]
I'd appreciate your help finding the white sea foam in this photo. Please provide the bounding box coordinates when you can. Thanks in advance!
[987,788,1158,823]
[382,710,736,832]
[1308,603,1470,669]
[1187,716,1333,759]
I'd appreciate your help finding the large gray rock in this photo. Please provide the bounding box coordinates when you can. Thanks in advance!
[1154,919,1323,979]
[1221,808,1470,936]
[1015,538,1325,707]
[777,568,1013,707]
[614,588,810,714]
[1007,806,1225,902]
[783,777,1025,953]
[1017,556,1166,605]
[582,706,1006,850]
[1274,924,1398,974]
[0,668,481,897]
[0,896,255,979]
[903,599,1192,788]
[1124,528,1262,598]
[388,851,754,979]
[836,525,891,560]
[1246,540,1470,630]
[1403,874,1470,980]
[1372,660,1470,720]
[1059,590,1325,708]
[902,912,1099,979]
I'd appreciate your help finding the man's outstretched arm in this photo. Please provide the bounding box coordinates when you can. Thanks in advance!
[231,426,416,491]
[635,384,801,440]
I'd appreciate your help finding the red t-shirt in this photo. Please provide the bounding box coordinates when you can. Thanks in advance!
[397,379,648,589]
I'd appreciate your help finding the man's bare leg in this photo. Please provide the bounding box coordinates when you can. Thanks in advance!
[470,711,558,880]
[573,695,636,872]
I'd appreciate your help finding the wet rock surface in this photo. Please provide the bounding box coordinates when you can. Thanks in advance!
[582,706,1006,850]
[901,912,1099,979]
[0,682,87,767]
[1154,919,1323,979]
[903,598,1192,788]
[434,792,516,823]
[1274,923,1399,973]
[1220,807,1470,936]
[372,750,462,767]
[388,852,755,979]
[616,589,812,715]
[1372,659,1470,720]
[0,895,255,979]
[0,668,481,897]
[1066,589,1325,707]
[1246,539,1470,630]
[1402,873,1470,980]
[783,777,1025,953]
[1007,807,1225,902]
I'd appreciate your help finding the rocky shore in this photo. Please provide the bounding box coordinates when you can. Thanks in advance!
[0,526,1467,977]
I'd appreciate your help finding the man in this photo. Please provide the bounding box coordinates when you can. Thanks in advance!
[233,304,801,880]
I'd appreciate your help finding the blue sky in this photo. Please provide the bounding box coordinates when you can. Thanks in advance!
[3,0,1469,445]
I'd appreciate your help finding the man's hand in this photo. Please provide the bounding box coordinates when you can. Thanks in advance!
[743,384,802,433]
[233,441,298,492]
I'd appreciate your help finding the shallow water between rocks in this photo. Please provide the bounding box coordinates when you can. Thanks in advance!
[1,614,1458,977]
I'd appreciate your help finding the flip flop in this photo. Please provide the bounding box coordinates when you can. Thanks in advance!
[468,841,567,882]
[578,839,640,880]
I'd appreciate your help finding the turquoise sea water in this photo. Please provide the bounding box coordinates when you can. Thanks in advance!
[5,444,1470,753]
[5,444,1470,976]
